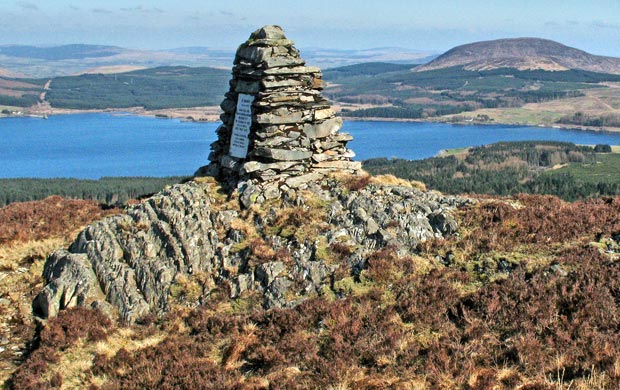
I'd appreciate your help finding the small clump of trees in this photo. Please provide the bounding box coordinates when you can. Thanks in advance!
[558,112,620,127]
[594,144,613,153]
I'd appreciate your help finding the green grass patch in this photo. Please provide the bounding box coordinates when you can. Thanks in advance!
[439,147,469,156]
[549,153,620,184]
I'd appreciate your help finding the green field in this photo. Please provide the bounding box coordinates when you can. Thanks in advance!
[442,107,566,126]
[549,153,620,184]
[0,105,20,113]
[438,147,469,156]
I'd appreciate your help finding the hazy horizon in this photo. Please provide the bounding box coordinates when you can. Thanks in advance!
[1,0,619,57]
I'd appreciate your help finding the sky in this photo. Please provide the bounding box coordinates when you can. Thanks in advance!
[1,0,620,56]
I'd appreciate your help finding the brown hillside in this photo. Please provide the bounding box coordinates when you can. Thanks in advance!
[78,65,147,75]
[0,196,119,245]
[415,37,620,74]
[0,68,23,78]
[0,197,120,386]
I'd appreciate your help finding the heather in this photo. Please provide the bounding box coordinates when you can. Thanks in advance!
[7,193,620,389]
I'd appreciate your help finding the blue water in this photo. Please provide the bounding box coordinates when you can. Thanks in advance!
[345,121,620,161]
[2,113,620,179]
[0,114,216,178]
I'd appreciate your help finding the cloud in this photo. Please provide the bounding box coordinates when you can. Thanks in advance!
[15,1,38,11]
[218,10,246,21]
[120,5,164,14]
[545,20,583,28]
[69,4,80,11]
[592,20,620,29]
[92,8,113,14]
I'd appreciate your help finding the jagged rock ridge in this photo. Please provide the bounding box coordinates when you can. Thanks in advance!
[34,177,471,323]
[415,37,620,74]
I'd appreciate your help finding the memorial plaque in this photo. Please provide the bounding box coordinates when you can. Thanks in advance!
[229,94,254,159]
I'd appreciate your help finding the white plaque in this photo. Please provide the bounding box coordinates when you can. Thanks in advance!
[229,94,254,159]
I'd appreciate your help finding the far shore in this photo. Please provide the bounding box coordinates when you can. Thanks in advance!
[0,105,223,122]
[3,105,620,134]
[343,115,620,133]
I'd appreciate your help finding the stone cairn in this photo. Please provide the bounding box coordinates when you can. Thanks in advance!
[200,25,360,206]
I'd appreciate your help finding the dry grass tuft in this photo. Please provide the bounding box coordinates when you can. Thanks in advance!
[0,237,65,271]
[0,197,120,387]
[340,173,372,192]
[38,326,166,389]
[370,174,427,190]
[0,237,69,385]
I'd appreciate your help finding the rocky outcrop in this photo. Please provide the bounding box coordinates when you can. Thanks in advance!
[35,181,217,322]
[34,177,472,323]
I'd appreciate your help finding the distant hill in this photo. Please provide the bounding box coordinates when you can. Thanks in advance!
[0,44,434,78]
[323,62,416,80]
[79,65,147,75]
[0,67,23,78]
[415,38,620,74]
[302,47,435,68]
[0,77,45,107]
[163,46,235,57]
[0,44,232,78]
[0,44,124,60]
[164,46,435,69]
[45,66,230,109]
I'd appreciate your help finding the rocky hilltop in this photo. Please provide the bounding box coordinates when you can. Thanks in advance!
[415,37,620,74]
[34,26,472,323]
[35,177,470,322]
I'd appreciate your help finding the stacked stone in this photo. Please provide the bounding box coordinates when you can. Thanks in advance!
[204,25,360,205]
